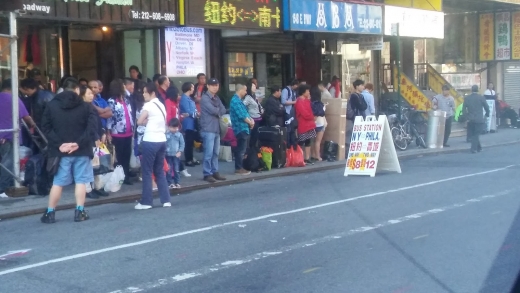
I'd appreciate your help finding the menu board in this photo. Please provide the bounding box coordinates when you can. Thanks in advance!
[164,27,206,77]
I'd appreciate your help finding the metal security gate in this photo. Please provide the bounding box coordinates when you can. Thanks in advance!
[223,34,294,54]
[503,62,520,112]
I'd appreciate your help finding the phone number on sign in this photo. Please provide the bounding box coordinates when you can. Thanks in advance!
[129,11,176,21]
[347,158,376,170]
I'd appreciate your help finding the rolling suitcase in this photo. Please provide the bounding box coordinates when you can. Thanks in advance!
[258,126,286,168]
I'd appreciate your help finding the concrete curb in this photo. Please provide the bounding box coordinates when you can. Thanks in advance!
[1,140,519,221]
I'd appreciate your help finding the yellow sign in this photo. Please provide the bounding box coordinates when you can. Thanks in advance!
[426,65,464,107]
[479,13,495,61]
[393,67,432,111]
[512,11,520,59]
[384,0,442,11]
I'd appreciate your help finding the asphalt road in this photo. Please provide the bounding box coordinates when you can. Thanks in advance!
[1,144,520,293]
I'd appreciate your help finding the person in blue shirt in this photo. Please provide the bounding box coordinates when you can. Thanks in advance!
[89,80,112,138]
[179,82,200,167]
[229,84,254,175]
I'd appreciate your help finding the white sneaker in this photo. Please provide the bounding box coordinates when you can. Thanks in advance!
[135,203,152,210]
[163,202,172,207]
[181,170,191,177]
[0,192,8,198]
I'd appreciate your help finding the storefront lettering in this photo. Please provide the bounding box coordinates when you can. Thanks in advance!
[292,13,311,25]
[316,3,327,28]
[62,0,132,6]
[344,4,354,29]
[23,3,51,14]
[331,2,340,29]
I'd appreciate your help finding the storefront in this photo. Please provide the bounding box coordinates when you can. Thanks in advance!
[282,0,383,96]
[178,0,289,102]
[0,0,177,92]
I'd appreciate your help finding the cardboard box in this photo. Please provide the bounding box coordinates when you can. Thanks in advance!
[323,114,347,160]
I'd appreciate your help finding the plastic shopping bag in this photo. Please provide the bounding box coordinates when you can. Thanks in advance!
[92,148,100,169]
[286,145,305,167]
[104,165,125,193]
[130,154,141,169]
[260,147,273,170]
[94,172,112,190]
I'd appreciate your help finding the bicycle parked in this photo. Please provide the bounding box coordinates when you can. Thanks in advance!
[388,107,428,151]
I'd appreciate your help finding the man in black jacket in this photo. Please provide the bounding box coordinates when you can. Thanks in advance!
[263,85,285,127]
[40,78,98,223]
[464,85,490,154]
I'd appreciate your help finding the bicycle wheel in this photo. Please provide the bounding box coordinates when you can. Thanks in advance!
[391,127,408,150]
[416,135,427,148]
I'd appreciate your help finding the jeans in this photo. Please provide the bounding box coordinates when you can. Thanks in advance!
[201,131,220,176]
[166,156,180,185]
[0,140,13,193]
[234,131,249,170]
[468,122,484,152]
[53,156,94,186]
[184,129,197,163]
[139,141,170,206]
[444,117,453,145]
[112,136,132,177]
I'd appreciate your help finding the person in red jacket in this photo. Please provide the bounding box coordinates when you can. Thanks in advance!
[295,84,317,165]
[165,86,180,122]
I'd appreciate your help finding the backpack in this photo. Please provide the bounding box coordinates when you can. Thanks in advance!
[24,154,51,196]
[357,93,368,111]
[243,147,266,172]
[347,93,367,121]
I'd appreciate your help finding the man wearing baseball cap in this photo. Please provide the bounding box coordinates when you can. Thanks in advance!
[432,84,456,147]
[199,77,227,183]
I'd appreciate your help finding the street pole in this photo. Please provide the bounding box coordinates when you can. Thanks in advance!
[396,23,402,121]
[9,11,20,188]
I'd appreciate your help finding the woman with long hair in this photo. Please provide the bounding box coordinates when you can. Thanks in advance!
[107,79,134,185]
[135,82,171,209]
[243,78,263,148]
[294,84,317,165]
[310,86,326,162]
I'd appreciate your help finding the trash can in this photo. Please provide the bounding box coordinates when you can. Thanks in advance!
[426,110,447,149]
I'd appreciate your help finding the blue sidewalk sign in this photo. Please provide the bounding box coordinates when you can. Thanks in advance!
[283,0,383,34]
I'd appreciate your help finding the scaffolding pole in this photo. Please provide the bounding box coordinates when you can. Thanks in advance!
[9,11,20,188]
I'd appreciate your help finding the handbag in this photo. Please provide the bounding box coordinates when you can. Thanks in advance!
[46,156,60,176]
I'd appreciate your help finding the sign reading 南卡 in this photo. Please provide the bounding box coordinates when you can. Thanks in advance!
[283,0,382,34]
[165,27,206,77]
[344,115,401,177]
[180,0,281,30]
[495,12,511,60]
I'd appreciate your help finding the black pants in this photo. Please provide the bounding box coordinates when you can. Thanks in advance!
[444,117,452,145]
[502,108,519,127]
[184,129,197,163]
[112,136,132,177]
[467,122,484,152]
[249,122,260,149]
[234,131,249,170]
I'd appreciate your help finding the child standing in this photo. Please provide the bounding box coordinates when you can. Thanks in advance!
[166,118,185,188]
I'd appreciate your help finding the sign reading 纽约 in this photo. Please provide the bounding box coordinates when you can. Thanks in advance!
[344,115,401,177]
[62,0,132,5]
[165,27,206,77]
[495,12,511,60]
[384,6,444,38]
[283,0,382,34]
[180,0,281,31]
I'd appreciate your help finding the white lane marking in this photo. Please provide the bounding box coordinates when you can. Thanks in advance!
[0,165,513,277]
[107,189,514,293]
[413,234,429,240]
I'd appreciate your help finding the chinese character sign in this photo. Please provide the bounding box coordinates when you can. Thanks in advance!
[495,12,511,60]
[512,12,520,60]
[283,0,382,34]
[479,13,495,61]
[344,115,401,177]
[183,0,281,30]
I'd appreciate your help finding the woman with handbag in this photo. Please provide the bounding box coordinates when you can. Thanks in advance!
[106,79,134,185]
[310,86,327,162]
[243,79,263,148]
[135,82,171,209]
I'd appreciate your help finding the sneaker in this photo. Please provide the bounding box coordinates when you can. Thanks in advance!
[204,175,217,183]
[169,184,178,189]
[181,170,191,177]
[193,160,201,165]
[304,159,314,165]
[86,192,99,199]
[74,209,90,222]
[94,189,109,197]
[212,172,227,181]
[163,202,172,207]
[135,203,152,210]
[41,210,56,224]
[235,169,251,175]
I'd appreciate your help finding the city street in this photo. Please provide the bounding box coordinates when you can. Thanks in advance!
[1,144,520,293]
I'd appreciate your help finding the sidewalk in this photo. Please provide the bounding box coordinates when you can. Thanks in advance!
[1,128,519,220]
